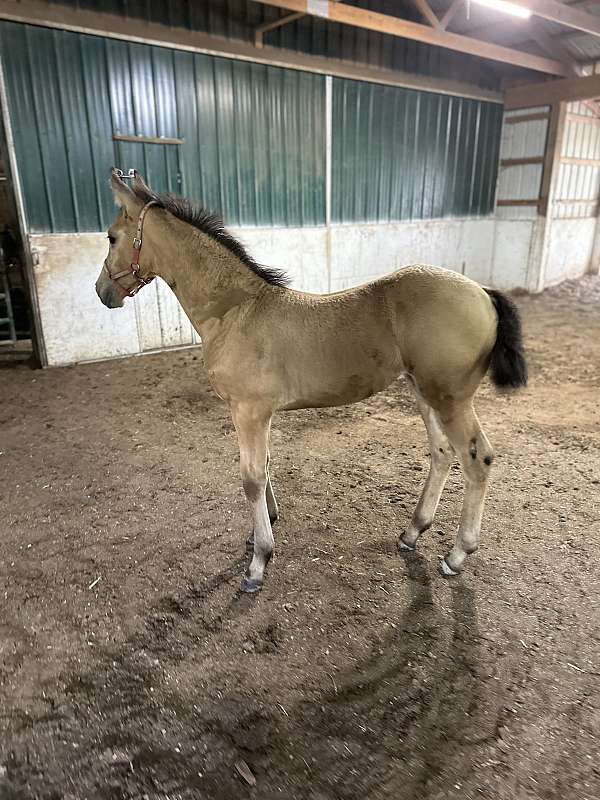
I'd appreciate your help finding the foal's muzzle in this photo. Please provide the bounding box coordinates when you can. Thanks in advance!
[96,273,125,308]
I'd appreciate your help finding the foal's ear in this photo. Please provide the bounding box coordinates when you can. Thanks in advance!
[110,168,141,219]
[131,170,154,200]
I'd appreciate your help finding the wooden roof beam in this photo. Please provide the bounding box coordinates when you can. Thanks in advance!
[0,0,502,102]
[505,72,600,108]
[527,20,600,116]
[254,11,304,48]
[528,20,580,74]
[256,1,568,75]
[439,0,465,30]
[408,0,442,29]
[492,0,600,36]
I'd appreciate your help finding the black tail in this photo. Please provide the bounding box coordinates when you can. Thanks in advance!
[484,289,528,390]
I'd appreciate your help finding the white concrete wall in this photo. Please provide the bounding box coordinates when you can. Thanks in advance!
[31,233,198,366]
[329,218,495,291]
[544,217,597,287]
[31,198,598,366]
[32,218,497,366]
[31,227,329,366]
[494,108,548,294]
[544,101,600,286]
[490,218,540,292]
[492,103,600,292]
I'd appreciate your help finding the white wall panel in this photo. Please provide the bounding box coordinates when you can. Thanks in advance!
[329,218,495,291]
[545,218,596,286]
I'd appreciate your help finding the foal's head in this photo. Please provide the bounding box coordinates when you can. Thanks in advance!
[95,169,157,308]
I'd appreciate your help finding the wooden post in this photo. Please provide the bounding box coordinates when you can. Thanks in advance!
[525,101,567,292]
[539,102,567,218]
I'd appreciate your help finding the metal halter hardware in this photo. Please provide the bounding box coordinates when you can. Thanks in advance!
[104,200,158,298]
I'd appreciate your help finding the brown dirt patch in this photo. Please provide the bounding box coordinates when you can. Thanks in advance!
[1,277,599,799]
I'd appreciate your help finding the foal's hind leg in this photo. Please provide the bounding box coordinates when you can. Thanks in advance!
[436,402,494,576]
[400,391,455,551]
[231,403,274,593]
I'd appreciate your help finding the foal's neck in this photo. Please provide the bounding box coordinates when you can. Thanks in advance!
[147,215,268,343]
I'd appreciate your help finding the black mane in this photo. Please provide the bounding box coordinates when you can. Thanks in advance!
[132,184,289,288]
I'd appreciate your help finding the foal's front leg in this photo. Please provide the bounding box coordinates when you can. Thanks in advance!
[231,403,274,593]
[266,450,279,524]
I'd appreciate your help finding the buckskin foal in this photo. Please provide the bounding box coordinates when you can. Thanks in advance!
[95,170,527,593]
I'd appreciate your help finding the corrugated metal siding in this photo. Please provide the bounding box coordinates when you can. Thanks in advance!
[496,107,549,221]
[555,101,600,219]
[58,0,500,91]
[331,78,502,223]
[0,21,326,232]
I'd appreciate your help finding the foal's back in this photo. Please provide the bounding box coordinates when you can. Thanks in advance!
[248,265,497,412]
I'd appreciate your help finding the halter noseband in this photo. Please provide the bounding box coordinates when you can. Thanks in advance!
[104,200,158,298]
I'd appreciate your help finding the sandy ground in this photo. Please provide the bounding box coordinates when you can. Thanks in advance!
[0,276,599,800]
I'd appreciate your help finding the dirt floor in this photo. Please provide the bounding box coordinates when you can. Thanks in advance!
[1,276,599,800]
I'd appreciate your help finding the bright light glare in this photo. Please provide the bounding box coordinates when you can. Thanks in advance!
[472,0,532,18]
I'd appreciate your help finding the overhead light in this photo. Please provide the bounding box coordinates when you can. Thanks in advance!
[471,0,532,19]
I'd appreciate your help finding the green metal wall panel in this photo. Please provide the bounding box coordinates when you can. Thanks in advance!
[331,78,503,223]
[59,0,502,91]
[0,20,501,233]
[0,21,326,232]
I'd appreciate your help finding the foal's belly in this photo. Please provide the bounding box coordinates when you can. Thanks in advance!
[279,360,404,411]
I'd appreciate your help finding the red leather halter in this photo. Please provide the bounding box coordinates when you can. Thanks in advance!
[104,200,158,298]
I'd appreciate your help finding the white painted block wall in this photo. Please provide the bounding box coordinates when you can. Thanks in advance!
[31,217,497,366]
[31,227,330,366]
[31,99,600,367]
[544,101,600,287]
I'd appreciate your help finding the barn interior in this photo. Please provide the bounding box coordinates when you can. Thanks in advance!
[0,1,599,798]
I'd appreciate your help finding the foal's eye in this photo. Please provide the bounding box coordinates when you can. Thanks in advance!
[108,234,116,245]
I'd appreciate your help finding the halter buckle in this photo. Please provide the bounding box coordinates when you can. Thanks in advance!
[132,237,142,250]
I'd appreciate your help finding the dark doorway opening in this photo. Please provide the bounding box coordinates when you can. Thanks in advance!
[0,94,35,365]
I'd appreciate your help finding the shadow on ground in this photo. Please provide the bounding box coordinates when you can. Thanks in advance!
[2,552,506,800]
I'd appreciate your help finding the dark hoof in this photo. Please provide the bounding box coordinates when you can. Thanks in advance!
[246,531,254,547]
[438,558,460,578]
[269,513,279,525]
[398,536,416,553]
[241,576,263,594]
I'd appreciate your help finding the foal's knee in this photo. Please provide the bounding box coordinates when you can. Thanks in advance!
[241,462,268,503]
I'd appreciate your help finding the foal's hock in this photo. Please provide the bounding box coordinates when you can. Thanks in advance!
[96,169,527,593]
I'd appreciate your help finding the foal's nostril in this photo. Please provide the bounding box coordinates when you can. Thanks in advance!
[95,281,110,307]
[95,279,122,309]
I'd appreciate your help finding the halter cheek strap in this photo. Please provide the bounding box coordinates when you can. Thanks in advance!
[104,200,158,298]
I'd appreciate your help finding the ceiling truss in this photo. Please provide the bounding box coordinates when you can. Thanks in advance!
[255,1,600,113]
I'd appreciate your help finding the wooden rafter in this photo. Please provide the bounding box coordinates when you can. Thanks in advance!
[539,102,566,217]
[445,1,600,49]
[494,0,600,36]
[256,0,568,75]
[0,0,501,102]
[504,110,551,123]
[408,0,442,29]
[439,0,465,30]
[527,20,600,117]
[254,11,304,48]
[528,21,580,71]
[505,72,600,108]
